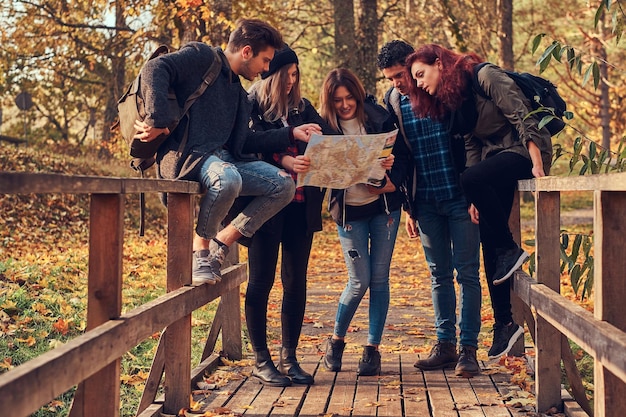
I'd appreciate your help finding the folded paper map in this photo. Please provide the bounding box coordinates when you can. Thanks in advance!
[296,129,398,189]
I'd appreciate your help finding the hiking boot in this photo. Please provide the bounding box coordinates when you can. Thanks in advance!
[414,341,458,370]
[492,245,529,285]
[323,336,345,372]
[357,345,381,376]
[192,239,229,285]
[455,345,480,378]
[279,347,314,385]
[252,349,292,387]
[488,322,523,359]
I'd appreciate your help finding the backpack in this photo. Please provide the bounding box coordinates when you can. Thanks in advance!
[473,62,567,136]
[115,45,222,173]
[114,45,222,236]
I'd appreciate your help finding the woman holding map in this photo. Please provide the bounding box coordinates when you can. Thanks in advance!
[319,68,411,376]
[245,44,333,387]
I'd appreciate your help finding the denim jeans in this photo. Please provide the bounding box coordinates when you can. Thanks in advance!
[413,195,481,347]
[196,149,295,239]
[334,209,400,345]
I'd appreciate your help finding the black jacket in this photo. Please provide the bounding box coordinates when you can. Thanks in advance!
[328,95,411,227]
[225,97,334,240]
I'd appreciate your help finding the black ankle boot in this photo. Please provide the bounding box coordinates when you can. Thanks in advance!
[279,347,314,385]
[252,350,292,387]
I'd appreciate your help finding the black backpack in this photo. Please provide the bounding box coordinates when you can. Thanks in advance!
[473,62,567,136]
[115,45,222,173]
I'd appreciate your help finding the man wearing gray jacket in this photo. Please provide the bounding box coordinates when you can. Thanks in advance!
[133,18,320,284]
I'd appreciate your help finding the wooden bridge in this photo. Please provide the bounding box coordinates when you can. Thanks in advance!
[1,170,625,417]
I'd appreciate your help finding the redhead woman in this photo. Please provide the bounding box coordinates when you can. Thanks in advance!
[405,44,552,359]
[320,68,410,376]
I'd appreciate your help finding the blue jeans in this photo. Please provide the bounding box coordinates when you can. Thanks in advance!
[196,149,295,239]
[334,209,401,345]
[414,195,481,347]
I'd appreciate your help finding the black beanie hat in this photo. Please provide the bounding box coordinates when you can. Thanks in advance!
[261,44,299,79]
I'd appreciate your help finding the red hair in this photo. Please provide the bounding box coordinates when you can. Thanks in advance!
[405,44,483,120]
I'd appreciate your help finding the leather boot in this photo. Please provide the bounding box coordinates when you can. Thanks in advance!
[414,341,458,370]
[323,336,345,372]
[279,347,314,385]
[357,345,381,376]
[252,349,292,387]
[455,345,480,378]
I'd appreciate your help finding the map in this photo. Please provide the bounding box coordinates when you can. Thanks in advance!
[296,129,398,189]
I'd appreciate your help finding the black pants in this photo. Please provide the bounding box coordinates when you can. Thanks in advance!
[245,202,314,351]
[461,151,532,325]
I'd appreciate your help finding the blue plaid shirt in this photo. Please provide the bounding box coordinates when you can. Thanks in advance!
[400,95,461,201]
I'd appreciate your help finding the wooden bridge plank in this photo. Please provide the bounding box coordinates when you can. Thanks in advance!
[325,356,358,416]
[377,354,403,417]
[400,354,430,417]
[222,376,264,415]
[298,356,334,417]
[468,366,512,417]
[244,385,285,417]
[421,365,457,417]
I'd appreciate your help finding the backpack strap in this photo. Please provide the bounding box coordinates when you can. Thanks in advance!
[472,62,491,100]
[181,47,222,114]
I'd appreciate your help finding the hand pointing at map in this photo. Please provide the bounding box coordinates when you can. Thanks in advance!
[292,123,322,143]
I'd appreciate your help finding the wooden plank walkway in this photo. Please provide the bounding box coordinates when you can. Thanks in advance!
[191,351,520,417]
[188,217,532,417]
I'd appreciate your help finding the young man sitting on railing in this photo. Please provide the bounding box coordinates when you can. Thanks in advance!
[132,18,321,284]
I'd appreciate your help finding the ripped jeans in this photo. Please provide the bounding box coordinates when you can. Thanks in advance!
[196,149,295,240]
[333,209,400,345]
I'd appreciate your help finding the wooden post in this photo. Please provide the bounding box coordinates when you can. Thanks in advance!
[594,191,626,416]
[163,193,193,415]
[70,194,124,417]
[534,190,562,412]
[509,191,525,356]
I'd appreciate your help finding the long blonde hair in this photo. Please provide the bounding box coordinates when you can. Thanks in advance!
[319,68,367,132]
[249,63,303,123]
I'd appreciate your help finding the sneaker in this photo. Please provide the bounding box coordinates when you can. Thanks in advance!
[357,346,381,376]
[492,246,529,285]
[414,341,458,370]
[192,239,229,285]
[455,345,480,378]
[488,322,523,359]
[323,336,345,372]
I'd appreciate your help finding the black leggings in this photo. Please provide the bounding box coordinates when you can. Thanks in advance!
[245,202,314,351]
[461,151,532,325]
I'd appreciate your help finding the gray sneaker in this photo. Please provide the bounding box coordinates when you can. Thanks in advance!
[192,240,228,285]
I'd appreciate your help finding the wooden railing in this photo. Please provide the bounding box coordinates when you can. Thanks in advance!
[0,172,247,417]
[510,171,626,417]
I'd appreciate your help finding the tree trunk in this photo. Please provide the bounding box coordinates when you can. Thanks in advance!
[355,0,378,94]
[333,0,355,69]
[208,0,232,47]
[497,0,514,70]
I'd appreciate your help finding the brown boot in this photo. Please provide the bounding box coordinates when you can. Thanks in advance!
[455,345,480,378]
[414,341,458,370]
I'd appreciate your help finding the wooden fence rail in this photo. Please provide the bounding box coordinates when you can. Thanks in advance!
[0,172,247,417]
[513,171,626,417]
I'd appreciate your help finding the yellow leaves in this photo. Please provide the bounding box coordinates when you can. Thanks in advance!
[1,299,19,315]
[15,335,37,346]
[120,370,149,386]
[0,357,13,370]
